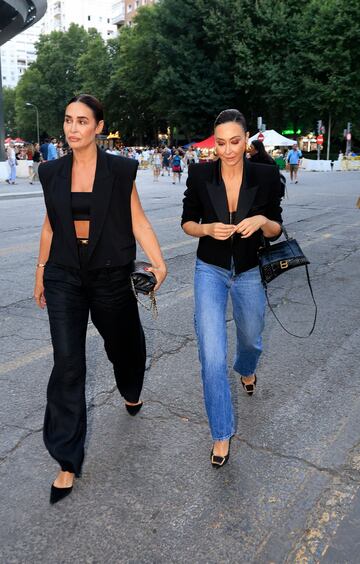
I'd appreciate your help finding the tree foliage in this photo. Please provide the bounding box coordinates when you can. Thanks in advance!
[10,1,359,145]
[3,87,17,138]
[15,24,91,140]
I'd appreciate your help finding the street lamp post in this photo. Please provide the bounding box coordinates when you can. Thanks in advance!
[0,51,6,161]
[25,102,40,146]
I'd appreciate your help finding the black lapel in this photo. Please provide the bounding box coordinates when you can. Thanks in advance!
[52,153,79,265]
[87,147,114,260]
[234,158,259,224]
[205,161,229,224]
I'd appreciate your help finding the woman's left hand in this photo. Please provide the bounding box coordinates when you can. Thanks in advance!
[145,263,167,291]
[233,215,267,238]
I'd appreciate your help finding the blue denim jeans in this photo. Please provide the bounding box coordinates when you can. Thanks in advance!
[194,258,266,440]
[8,162,16,182]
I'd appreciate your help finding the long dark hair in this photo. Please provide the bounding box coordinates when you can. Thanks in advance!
[66,94,104,124]
[214,109,247,131]
[250,140,275,164]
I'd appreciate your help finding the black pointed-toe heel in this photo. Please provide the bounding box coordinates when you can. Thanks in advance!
[241,374,257,396]
[50,484,73,505]
[210,438,232,469]
[125,401,143,416]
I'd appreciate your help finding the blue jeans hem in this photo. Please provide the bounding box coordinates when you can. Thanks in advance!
[211,431,235,441]
[233,363,257,377]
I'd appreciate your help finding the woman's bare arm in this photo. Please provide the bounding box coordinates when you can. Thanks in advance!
[131,183,167,290]
[34,214,53,308]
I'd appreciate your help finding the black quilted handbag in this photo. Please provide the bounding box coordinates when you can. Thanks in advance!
[130,261,158,318]
[130,261,156,294]
[258,227,317,337]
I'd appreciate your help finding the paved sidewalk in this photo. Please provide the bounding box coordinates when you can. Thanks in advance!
[0,177,42,199]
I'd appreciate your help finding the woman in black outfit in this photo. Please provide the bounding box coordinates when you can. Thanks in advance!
[34,94,167,503]
[248,139,276,165]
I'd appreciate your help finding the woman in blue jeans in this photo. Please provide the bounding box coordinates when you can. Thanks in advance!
[181,109,283,468]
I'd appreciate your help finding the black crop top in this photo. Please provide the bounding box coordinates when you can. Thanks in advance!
[71,192,92,220]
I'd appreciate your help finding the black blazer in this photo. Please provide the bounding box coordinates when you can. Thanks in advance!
[39,147,138,270]
[181,158,283,274]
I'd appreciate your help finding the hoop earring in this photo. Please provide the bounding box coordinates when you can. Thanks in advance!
[213,148,217,156]
[246,144,252,153]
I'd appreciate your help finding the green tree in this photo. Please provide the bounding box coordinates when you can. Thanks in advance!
[296,0,360,141]
[153,0,239,140]
[77,29,111,102]
[15,24,91,138]
[3,87,17,138]
[106,7,161,142]
[109,0,297,140]
[15,67,52,141]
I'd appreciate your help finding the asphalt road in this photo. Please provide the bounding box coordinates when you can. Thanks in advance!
[0,166,360,564]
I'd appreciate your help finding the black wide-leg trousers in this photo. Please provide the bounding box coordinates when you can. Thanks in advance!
[43,246,146,476]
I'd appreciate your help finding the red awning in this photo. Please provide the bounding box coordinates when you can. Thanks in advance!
[193,135,215,149]
[14,137,25,143]
[5,137,13,143]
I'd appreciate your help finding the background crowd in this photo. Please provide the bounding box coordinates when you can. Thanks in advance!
[4,138,302,187]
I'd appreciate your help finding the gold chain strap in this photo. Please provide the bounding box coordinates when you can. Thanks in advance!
[130,277,158,319]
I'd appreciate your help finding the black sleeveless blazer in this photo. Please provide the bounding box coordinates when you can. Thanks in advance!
[39,147,138,270]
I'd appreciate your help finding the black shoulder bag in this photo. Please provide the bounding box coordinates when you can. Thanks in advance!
[258,226,317,338]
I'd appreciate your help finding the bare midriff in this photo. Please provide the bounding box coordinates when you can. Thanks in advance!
[74,220,90,239]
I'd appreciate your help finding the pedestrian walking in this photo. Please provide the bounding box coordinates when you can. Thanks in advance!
[161,147,171,176]
[34,94,167,504]
[171,150,183,184]
[47,138,58,161]
[153,148,162,181]
[26,144,34,182]
[181,109,283,468]
[6,142,17,185]
[57,140,65,158]
[40,139,49,161]
[30,143,41,184]
[185,147,196,167]
[287,143,302,183]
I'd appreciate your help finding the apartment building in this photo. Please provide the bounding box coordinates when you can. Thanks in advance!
[112,0,158,28]
[1,0,117,87]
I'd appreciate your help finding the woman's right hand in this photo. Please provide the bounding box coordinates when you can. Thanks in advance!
[145,263,167,292]
[34,269,46,309]
[204,223,235,240]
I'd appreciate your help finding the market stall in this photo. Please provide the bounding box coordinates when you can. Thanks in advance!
[248,129,295,147]
[193,135,215,161]
[248,130,295,169]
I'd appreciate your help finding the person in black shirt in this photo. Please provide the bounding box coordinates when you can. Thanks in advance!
[181,109,282,468]
[30,143,41,184]
[34,94,167,503]
[248,140,276,165]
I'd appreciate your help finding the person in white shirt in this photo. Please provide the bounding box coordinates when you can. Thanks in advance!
[6,143,17,185]
[153,148,162,181]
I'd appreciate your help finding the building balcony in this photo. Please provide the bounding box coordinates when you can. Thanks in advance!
[112,1,125,26]
[52,1,62,17]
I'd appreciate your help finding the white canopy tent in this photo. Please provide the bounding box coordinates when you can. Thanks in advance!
[248,129,295,147]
